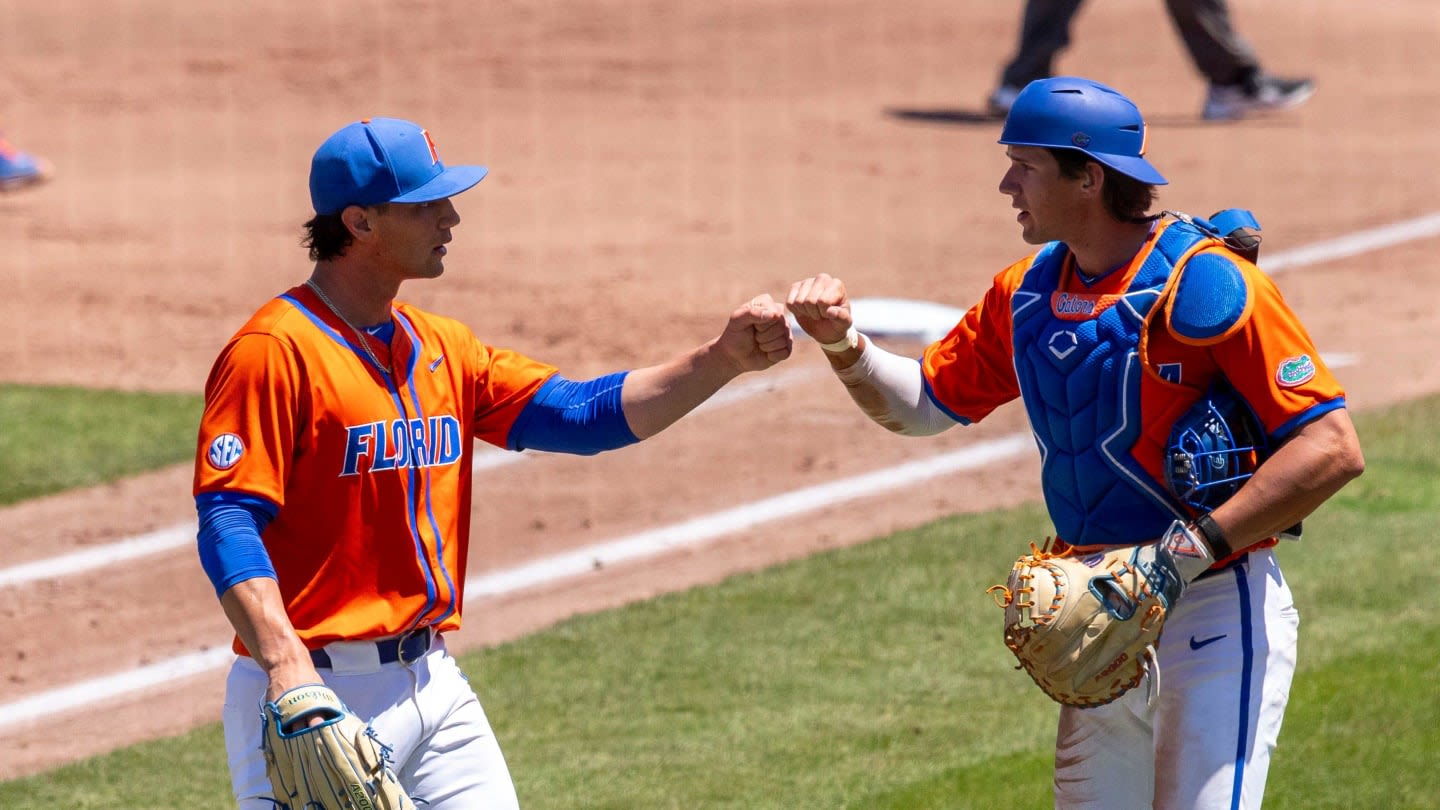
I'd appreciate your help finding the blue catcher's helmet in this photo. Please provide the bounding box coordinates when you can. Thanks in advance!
[998,77,1167,186]
[1165,384,1267,512]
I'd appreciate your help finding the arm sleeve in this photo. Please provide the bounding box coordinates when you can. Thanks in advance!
[195,491,279,599]
[834,339,958,436]
[506,372,640,454]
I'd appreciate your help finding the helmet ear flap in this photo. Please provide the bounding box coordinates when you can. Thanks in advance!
[1165,383,1267,512]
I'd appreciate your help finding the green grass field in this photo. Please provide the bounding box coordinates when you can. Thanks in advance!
[0,384,202,506]
[1,390,1435,808]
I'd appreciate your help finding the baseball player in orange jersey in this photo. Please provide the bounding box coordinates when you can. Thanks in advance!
[194,117,793,808]
[787,78,1363,808]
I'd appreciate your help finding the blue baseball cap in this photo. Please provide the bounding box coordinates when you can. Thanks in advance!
[998,77,1167,185]
[309,117,489,215]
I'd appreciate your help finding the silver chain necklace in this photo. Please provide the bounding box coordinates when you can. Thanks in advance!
[305,278,387,373]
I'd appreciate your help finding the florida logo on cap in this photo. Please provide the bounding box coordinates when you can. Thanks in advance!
[422,129,439,165]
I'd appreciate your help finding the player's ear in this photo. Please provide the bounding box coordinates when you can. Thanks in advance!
[340,205,376,241]
[1081,161,1104,194]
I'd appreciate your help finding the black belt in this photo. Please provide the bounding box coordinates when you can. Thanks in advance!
[310,627,434,669]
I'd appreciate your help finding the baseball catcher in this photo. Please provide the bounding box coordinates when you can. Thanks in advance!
[788,76,1364,806]
[260,684,414,810]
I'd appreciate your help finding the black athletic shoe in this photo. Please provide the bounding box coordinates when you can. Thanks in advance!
[1203,74,1315,121]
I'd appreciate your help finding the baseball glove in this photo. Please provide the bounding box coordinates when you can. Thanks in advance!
[261,684,414,810]
[987,540,1184,708]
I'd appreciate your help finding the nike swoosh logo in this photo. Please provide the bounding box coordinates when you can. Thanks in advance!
[428,355,445,372]
[1189,634,1227,651]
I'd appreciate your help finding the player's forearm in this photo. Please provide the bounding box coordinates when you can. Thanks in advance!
[621,339,741,439]
[221,577,320,697]
[1209,407,1365,548]
[829,334,953,436]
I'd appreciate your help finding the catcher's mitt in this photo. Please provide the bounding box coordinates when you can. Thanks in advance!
[987,540,1185,708]
[261,684,414,810]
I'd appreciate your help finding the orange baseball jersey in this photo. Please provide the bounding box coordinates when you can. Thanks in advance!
[194,285,557,653]
[921,217,1345,546]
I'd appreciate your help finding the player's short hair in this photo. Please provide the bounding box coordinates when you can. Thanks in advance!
[301,204,391,261]
[1050,148,1157,224]
[301,213,352,261]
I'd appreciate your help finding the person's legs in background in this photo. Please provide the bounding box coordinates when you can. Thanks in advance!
[988,0,1087,116]
[1165,0,1315,120]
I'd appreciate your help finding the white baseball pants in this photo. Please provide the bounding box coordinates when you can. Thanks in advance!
[1053,547,1299,809]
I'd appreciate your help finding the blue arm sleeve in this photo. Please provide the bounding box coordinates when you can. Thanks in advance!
[195,491,280,599]
[506,371,640,455]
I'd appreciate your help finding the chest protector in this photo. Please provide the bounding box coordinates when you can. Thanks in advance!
[1010,215,1249,546]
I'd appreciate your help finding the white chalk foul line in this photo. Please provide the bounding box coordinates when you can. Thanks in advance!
[0,434,1031,730]
[0,524,194,590]
[0,647,239,730]
[466,434,1033,599]
[0,367,825,591]
[1263,211,1440,274]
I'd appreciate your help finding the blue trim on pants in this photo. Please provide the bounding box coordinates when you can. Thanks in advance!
[1230,563,1254,808]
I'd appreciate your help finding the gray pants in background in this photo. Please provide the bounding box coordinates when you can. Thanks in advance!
[998,0,1261,89]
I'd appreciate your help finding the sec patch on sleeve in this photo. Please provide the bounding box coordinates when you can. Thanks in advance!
[1275,354,1317,388]
[207,433,245,470]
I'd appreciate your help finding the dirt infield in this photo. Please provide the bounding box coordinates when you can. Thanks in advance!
[2,0,1439,782]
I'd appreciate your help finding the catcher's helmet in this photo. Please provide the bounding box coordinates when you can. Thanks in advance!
[1166,384,1267,512]
[998,77,1167,186]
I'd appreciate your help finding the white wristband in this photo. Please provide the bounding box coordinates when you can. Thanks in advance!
[818,326,859,353]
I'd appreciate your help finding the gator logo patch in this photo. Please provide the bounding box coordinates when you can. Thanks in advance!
[1275,354,1317,388]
